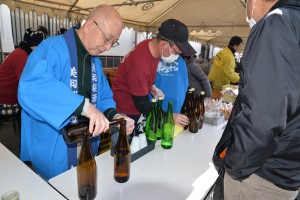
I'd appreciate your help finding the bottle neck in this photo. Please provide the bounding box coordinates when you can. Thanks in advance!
[150,102,156,111]
[167,104,173,115]
[157,100,163,109]
[200,94,205,103]
[82,132,91,150]
[79,132,94,164]
[120,121,127,138]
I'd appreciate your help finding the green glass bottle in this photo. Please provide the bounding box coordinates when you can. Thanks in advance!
[156,96,164,140]
[161,101,175,149]
[146,98,157,142]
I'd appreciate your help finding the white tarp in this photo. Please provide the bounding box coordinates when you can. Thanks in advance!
[1,0,249,48]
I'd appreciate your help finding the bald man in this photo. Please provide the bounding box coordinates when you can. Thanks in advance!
[18,5,134,179]
[213,0,300,199]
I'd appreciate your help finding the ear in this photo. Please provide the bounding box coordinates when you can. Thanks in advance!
[84,19,94,32]
[161,41,169,49]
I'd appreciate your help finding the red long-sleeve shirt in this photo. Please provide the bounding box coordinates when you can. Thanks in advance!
[0,48,28,104]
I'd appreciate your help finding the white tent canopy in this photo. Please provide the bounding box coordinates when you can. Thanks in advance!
[1,0,249,48]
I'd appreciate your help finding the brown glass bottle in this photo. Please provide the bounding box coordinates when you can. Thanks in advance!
[189,92,199,133]
[199,91,206,129]
[77,132,97,200]
[180,91,189,130]
[195,94,201,120]
[189,110,199,133]
[114,119,131,183]
[187,88,195,115]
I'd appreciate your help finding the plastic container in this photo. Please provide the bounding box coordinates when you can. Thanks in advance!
[221,84,238,103]
[204,114,225,126]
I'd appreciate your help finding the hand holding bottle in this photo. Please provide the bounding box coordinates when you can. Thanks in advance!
[173,113,189,127]
[149,85,165,99]
[113,114,135,135]
[85,103,109,136]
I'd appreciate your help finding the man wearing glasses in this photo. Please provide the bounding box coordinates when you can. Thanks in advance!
[112,19,196,135]
[213,0,300,199]
[18,4,134,179]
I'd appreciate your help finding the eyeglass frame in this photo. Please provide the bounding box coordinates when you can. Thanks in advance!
[93,20,120,48]
[160,36,182,55]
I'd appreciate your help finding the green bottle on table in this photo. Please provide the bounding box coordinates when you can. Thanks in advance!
[161,101,175,149]
[146,98,157,142]
[156,96,164,140]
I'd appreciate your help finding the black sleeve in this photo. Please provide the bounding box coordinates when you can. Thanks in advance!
[225,13,300,179]
[103,108,119,121]
[131,94,150,116]
[72,99,85,116]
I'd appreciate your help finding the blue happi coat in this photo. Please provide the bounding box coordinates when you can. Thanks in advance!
[154,57,188,113]
[18,28,115,179]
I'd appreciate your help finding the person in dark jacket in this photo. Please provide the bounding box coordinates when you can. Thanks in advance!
[214,0,300,199]
[183,55,212,97]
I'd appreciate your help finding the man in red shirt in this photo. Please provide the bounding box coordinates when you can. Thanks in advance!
[112,19,196,135]
[0,28,45,119]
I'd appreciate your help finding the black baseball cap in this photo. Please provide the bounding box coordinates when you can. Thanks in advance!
[159,19,196,56]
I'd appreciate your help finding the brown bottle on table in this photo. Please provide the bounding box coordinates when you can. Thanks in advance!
[189,107,199,133]
[114,118,131,183]
[199,91,206,129]
[180,91,189,130]
[77,131,97,200]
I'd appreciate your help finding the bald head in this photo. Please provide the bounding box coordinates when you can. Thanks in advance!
[88,5,123,31]
[78,4,123,55]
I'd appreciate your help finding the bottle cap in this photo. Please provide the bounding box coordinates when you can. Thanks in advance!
[201,91,205,95]
[151,98,157,102]
[158,96,164,100]
[190,88,195,91]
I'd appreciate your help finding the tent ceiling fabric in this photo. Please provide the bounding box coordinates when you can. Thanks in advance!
[2,0,250,48]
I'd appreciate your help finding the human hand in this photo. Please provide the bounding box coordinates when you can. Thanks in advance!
[173,113,189,127]
[114,114,135,135]
[85,103,109,136]
[224,108,232,120]
[150,85,165,99]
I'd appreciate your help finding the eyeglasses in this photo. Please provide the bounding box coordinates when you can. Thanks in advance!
[93,20,120,48]
[171,45,181,55]
[161,37,182,55]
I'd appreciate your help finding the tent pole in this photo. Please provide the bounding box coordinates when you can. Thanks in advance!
[134,30,137,47]
[145,27,149,39]
[0,26,3,63]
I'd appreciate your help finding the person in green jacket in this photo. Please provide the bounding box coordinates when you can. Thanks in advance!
[208,36,242,91]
